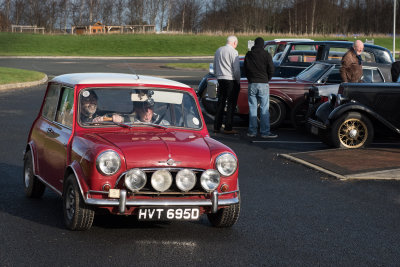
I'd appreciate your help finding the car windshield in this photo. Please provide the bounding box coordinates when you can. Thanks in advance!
[296,63,332,82]
[79,87,202,129]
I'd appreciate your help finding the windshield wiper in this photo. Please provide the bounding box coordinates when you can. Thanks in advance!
[133,122,168,130]
[85,121,132,128]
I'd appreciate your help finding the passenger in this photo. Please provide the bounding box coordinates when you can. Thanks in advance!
[133,101,169,125]
[80,91,123,123]
[340,40,364,83]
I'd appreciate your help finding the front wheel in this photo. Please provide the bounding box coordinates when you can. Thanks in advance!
[63,175,94,231]
[207,202,240,228]
[23,152,45,198]
[331,112,374,148]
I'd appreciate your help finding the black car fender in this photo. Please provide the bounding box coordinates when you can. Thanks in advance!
[328,102,400,134]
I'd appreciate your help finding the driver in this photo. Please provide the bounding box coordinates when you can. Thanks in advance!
[80,91,123,124]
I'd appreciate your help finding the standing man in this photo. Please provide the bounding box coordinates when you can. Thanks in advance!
[340,40,364,82]
[244,37,277,138]
[213,36,241,134]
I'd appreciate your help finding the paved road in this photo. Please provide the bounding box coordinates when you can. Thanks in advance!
[1,58,400,266]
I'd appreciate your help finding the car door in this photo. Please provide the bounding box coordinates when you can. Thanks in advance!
[33,83,61,184]
[42,86,74,192]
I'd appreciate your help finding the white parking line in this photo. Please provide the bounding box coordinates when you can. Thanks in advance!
[252,140,322,144]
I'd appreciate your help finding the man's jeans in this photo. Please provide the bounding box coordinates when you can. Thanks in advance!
[248,83,270,136]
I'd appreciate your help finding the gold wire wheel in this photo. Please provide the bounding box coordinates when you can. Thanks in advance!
[338,118,368,148]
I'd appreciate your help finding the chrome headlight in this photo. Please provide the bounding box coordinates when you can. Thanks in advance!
[176,169,196,192]
[151,170,172,192]
[200,169,220,192]
[216,153,237,176]
[124,169,147,192]
[96,150,121,176]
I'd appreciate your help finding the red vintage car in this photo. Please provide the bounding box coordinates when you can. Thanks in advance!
[23,73,240,230]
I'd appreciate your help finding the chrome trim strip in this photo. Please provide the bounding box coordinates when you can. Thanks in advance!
[85,196,239,207]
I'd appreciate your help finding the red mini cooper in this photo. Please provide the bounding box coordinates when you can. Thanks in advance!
[23,73,240,230]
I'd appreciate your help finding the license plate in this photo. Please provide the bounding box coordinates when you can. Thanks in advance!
[311,125,318,135]
[137,207,200,221]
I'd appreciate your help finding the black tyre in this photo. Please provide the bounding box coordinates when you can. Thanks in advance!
[63,174,94,231]
[269,97,286,129]
[331,112,374,148]
[291,100,309,131]
[23,152,45,198]
[207,202,240,228]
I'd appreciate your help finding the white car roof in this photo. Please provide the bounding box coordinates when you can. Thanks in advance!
[51,73,191,88]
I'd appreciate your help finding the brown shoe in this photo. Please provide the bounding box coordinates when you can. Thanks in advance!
[223,129,238,135]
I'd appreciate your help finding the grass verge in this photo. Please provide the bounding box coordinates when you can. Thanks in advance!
[164,63,209,70]
[0,32,397,57]
[0,67,46,85]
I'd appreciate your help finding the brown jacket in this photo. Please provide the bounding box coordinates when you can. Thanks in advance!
[340,48,363,82]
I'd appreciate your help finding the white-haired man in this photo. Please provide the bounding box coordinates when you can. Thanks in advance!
[340,40,364,83]
[213,35,241,134]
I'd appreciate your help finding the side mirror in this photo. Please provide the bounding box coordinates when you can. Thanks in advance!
[209,63,214,75]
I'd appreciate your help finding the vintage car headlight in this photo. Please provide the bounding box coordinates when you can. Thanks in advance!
[176,169,196,192]
[96,150,121,176]
[124,169,147,192]
[200,169,220,192]
[216,153,237,176]
[151,170,173,192]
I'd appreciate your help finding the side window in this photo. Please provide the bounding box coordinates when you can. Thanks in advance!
[326,69,342,83]
[42,83,61,121]
[327,47,347,60]
[55,87,74,128]
[361,51,375,63]
[372,69,384,82]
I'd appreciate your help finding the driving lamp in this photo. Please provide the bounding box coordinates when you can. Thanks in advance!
[216,153,237,176]
[200,169,220,192]
[96,150,121,176]
[151,170,173,192]
[125,169,147,192]
[176,169,196,192]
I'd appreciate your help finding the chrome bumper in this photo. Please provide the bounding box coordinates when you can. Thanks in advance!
[85,190,239,214]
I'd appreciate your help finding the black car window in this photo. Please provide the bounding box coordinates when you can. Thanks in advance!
[297,63,332,82]
[42,83,61,121]
[372,49,393,64]
[372,69,384,82]
[55,87,74,128]
[361,51,376,63]
[326,69,342,83]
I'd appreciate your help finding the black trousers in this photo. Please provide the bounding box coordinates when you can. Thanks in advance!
[214,79,240,131]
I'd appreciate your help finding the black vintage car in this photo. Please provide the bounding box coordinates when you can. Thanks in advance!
[308,83,400,148]
[275,41,394,80]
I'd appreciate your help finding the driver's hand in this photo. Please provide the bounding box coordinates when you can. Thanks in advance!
[92,116,104,123]
[112,114,123,123]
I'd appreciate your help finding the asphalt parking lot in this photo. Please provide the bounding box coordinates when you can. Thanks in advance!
[1,57,400,266]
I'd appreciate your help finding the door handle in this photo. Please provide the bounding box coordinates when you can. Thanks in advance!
[47,128,54,134]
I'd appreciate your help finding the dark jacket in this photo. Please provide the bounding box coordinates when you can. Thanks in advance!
[244,37,274,84]
[340,47,363,82]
